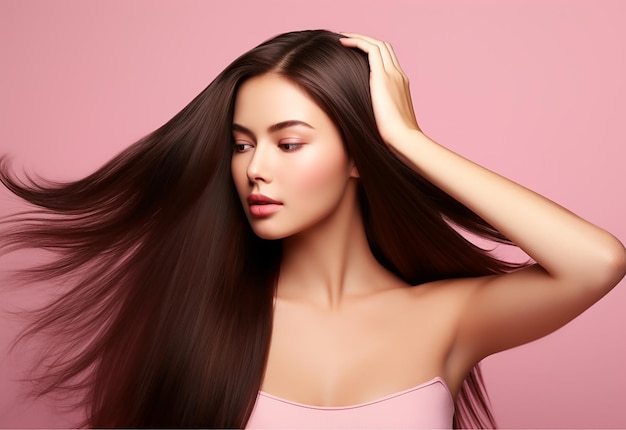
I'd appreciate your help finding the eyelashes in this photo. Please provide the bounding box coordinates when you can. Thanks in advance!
[233,143,253,153]
[278,143,303,152]
[232,141,305,153]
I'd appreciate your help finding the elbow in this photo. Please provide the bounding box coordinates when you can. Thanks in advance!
[609,237,626,282]
[565,233,626,295]
[593,234,626,292]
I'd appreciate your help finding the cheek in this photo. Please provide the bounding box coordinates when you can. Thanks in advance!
[289,149,349,195]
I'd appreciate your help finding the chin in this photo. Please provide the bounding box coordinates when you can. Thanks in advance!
[251,230,284,241]
[248,222,291,241]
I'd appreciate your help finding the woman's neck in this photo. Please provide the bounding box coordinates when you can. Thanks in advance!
[278,187,405,309]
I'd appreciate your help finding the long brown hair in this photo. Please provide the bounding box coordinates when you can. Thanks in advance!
[1,30,522,428]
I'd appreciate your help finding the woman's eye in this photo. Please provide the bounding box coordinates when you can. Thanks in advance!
[279,143,303,152]
[234,143,253,152]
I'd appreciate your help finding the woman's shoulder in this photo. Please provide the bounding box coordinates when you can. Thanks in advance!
[385,276,491,342]
[403,275,487,309]
[371,276,484,339]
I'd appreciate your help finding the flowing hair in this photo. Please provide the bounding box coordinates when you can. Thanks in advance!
[1,30,522,428]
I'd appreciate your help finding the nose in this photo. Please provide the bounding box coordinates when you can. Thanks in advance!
[246,143,273,184]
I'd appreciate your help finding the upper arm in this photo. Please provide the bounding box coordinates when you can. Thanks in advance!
[448,262,621,373]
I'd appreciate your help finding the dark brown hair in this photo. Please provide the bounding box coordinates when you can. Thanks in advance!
[1,30,522,428]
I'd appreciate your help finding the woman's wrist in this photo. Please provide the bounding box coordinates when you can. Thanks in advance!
[386,128,435,170]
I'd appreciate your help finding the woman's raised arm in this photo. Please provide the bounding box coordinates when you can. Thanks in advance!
[339,33,626,372]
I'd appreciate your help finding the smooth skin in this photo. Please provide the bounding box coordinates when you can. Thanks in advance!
[231,33,626,408]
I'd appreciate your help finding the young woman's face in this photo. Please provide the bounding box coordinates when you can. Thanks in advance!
[231,73,357,240]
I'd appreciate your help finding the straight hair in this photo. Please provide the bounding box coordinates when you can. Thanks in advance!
[1,30,523,428]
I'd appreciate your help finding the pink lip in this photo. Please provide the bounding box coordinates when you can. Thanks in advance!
[247,193,282,205]
[247,193,282,217]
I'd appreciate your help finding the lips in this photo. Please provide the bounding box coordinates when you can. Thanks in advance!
[247,193,282,217]
[247,194,281,205]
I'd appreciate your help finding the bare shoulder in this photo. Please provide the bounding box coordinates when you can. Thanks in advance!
[414,262,621,392]
[401,276,484,318]
[373,276,486,335]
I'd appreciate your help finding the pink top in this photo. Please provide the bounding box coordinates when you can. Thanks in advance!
[246,376,455,429]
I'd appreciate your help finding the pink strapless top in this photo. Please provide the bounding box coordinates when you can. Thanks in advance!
[246,376,454,429]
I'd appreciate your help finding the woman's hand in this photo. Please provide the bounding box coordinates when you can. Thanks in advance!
[339,33,421,147]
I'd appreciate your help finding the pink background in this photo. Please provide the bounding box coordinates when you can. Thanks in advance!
[1,0,625,427]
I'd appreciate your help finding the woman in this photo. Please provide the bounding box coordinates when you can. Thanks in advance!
[1,30,624,428]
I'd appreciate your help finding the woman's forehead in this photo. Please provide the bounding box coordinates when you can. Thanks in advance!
[233,74,330,132]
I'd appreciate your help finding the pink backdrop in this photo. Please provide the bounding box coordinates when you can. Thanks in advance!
[1,0,625,427]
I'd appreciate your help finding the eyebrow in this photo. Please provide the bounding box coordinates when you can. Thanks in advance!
[231,120,315,137]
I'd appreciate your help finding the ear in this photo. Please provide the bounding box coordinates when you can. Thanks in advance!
[349,161,360,179]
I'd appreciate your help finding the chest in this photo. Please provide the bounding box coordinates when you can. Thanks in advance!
[261,291,458,407]
[248,377,454,429]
